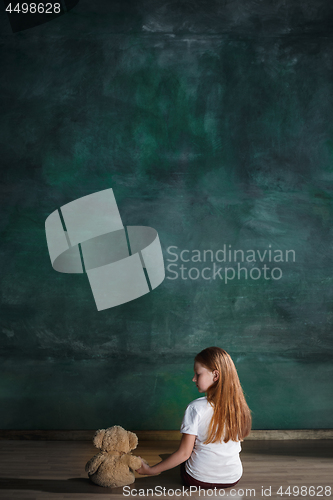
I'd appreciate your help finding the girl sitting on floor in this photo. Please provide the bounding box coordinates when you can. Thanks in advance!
[136,346,252,489]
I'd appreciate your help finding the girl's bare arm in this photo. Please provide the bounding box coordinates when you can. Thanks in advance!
[136,434,196,476]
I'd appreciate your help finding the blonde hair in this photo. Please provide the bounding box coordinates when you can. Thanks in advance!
[195,347,252,444]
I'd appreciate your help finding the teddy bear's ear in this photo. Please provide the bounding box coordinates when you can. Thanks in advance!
[93,429,106,449]
[128,431,138,450]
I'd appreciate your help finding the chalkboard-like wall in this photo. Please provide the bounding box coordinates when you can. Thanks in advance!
[0,0,332,430]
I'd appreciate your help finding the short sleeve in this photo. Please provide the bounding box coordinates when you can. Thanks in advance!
[180,404,200,436]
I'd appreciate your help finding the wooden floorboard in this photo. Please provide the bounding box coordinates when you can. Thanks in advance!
[0,440,332,499]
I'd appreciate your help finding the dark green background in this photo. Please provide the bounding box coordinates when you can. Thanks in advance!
[0,1,332,430]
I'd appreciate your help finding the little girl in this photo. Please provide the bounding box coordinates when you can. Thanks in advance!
[136,346,252,489]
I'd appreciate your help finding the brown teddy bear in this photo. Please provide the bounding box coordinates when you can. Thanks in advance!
[85,425,142,488]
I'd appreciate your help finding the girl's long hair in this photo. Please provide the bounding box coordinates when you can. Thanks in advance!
[195,347,252,444]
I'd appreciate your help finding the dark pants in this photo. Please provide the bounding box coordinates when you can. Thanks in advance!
[180,462,240,490]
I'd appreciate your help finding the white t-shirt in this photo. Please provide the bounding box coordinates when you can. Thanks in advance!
[180,397,242,484]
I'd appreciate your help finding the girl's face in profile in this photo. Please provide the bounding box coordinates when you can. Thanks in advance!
[192,361,219,393]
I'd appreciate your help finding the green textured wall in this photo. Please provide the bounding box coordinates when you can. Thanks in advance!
[0,1,332,430]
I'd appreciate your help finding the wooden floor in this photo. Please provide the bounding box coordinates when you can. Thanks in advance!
[0,439,332,499]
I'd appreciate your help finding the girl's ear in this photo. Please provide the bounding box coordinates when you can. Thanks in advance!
[213,370,219,382]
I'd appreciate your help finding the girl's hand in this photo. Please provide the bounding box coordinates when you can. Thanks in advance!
[136,458,156,476]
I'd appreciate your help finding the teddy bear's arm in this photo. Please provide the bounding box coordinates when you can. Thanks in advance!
[121,454,142,471]
[85,452,105,475]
